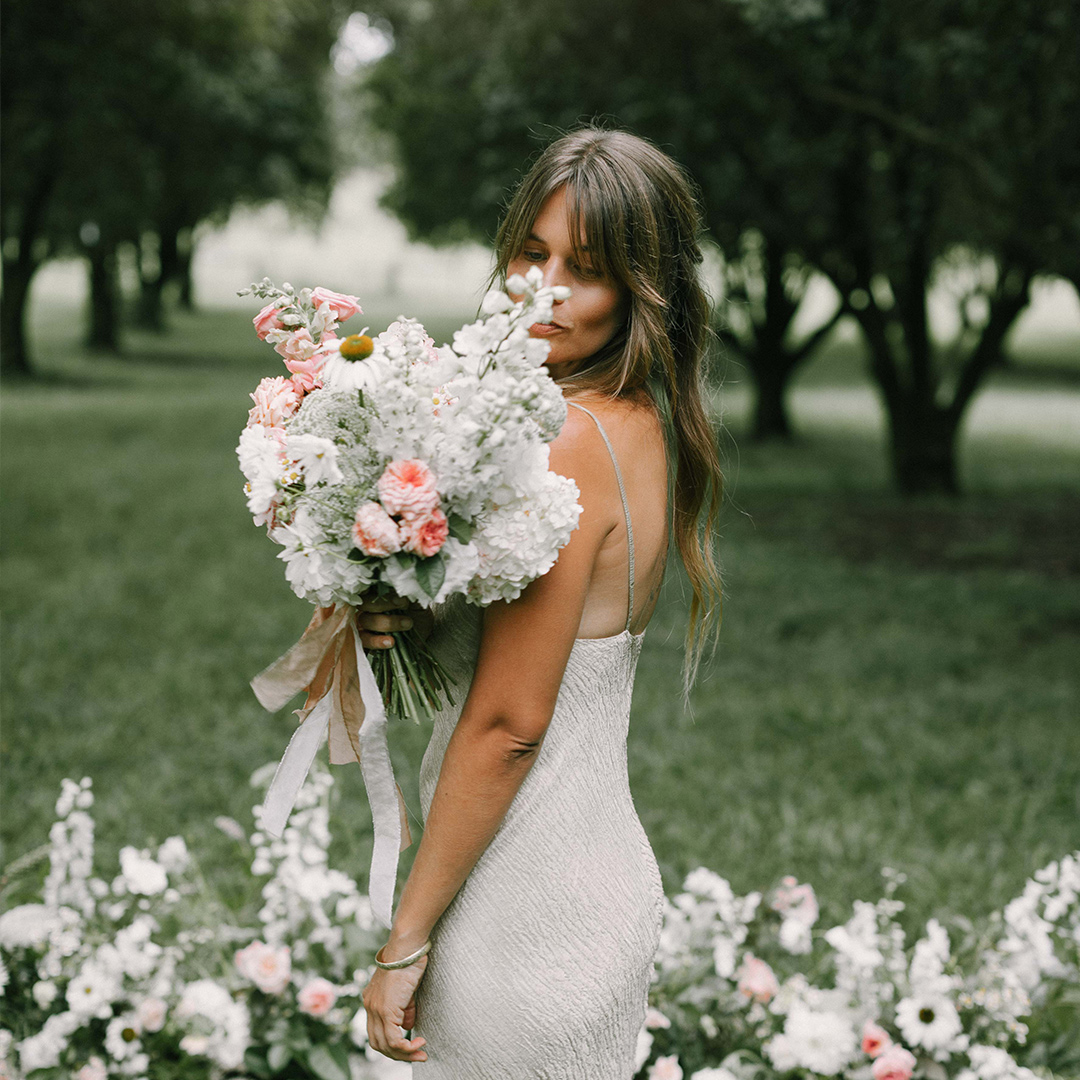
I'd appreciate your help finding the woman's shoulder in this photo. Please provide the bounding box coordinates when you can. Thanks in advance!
[562,388,664,450]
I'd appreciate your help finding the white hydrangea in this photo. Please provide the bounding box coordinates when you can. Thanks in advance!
[0,903,61,948]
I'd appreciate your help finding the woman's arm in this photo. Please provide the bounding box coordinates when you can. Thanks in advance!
[381,406,618,958]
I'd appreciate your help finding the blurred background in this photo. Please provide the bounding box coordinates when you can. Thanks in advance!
[2,0,1078,944]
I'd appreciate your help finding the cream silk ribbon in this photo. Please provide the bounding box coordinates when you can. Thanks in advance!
[251,604,413,930]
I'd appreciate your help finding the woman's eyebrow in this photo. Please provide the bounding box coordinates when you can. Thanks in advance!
[526,232,590,251]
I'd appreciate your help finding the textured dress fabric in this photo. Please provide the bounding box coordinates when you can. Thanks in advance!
[411,403,665,1079]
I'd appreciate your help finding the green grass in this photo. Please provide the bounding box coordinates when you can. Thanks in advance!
[2,304,1078,942]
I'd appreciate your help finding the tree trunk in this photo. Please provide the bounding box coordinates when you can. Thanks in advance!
[887,403,960,495]
[86,241,122,352]
[176,234,195,311]
[750,357,796,440]
[0,256,37,378]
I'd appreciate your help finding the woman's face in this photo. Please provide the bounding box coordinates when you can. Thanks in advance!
[506,186,627,380]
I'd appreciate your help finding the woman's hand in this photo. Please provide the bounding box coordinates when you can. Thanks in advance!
[356,595,434,650]
[362,955,429,1063]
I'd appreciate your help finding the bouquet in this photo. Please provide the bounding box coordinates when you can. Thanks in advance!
[236,268,583,926]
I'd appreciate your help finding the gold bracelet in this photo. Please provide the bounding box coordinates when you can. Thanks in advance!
[374,939,432,970]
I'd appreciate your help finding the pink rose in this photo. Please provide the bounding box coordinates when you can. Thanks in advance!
[297,977,338,1017]
[862,1020,892,1058]
[235,940,291,995]
[377,459,440,520]
[248,376,302,429]
[311,287,363,323]
[402,508,449,558]
[352,501,403,556]
[872,1044,917,1080]
[253,302,284,340]
[737,953,779,1004]
[135,997,167,1033]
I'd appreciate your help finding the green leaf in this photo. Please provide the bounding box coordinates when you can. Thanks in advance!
[244,1047,272,1079]
[446,511,473,543]
[305,1044,350,1080]
[267,1043,292,1071]
[414,553,446,599]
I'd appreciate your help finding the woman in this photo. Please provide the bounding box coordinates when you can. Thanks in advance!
[359,127,723,1076]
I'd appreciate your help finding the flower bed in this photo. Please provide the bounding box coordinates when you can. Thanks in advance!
[1,769,1076,1079]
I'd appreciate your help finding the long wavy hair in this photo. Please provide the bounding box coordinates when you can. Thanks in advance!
[490,126,724,699]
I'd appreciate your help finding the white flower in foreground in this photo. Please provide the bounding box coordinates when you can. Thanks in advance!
[156,835,189,873]
[349,1004,370,1047]
[764,1001,859,1075]
[176,979,250,1069]
[76,1056,108,1080]
[634,1028,655,1070]
[645,1007,672,1029]
[0,903,61,948]
[649,1054,683,1080]
[105,1014,142,1061]
[16,1011,80,1072]
[284,433,344,486]
[135,996,167,1032]
[32,979,58,1008]
[65,960,121,1019]
[955,1044,1041,1080]
[896,990,968,1055]
[691,1070,739,1080]
[234,940,291,994]
[119,846,168,895]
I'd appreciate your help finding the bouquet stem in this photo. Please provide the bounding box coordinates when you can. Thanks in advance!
[367,628,456,724]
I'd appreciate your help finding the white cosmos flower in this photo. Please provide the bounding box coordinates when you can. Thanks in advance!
[66,960,121,1019]
[105,1015,142,1061]
[896,990,969,1055]
[284,433,343,486]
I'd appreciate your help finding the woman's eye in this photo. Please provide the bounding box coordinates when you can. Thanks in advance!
[522,250,545,262]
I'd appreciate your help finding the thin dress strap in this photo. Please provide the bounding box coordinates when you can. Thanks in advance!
[566,402,635,633]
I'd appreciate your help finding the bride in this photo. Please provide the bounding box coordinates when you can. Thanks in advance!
[358,127,723,1076]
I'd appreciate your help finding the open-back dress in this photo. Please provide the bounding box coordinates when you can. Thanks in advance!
[412,402,665,1078]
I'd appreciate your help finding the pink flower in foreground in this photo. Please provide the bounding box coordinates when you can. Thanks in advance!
[352,501,403,557]
[248,376,302,429]
[297,977,338,1017]
[311,287,363,323]
[644,1007,672,1029]
[284,354,325,392]
[771,876,820,926]
[235,941,291,995]
[76,1058,108,1080]
[274,327,319,364]
[135,997,167,1033]
[737,953,780,1004]
[872,1044,917,1080]
[402,508,449,558]
[863,1020,892,1058]
[648,1055,683,1080]
[253,302,284,340]
[377,459,441,520]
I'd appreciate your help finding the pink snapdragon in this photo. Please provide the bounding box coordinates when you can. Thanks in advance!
[352,502,403,556]
[253,303,284,340]
[402,508,449,557]
[736,953,779,1003]
[234,941,291,995]
[862,1020,892,1058]
[247,376,302,429]
[297,977,338,1017]
[377,459,441,520]
[311,287,363,323]
[871,1044,917,1080]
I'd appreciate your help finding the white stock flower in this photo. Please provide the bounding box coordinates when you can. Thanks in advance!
[156,836,189,873]
[0,903,61,948]
[119,846,168,895]
[955,1044,1041,1080]
[763,1001,859,1075]
[16,1011,80,1072]
[32,979,58,1008]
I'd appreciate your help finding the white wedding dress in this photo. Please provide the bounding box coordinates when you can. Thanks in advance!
[412,403,665,1078]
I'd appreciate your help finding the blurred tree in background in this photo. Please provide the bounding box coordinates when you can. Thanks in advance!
[1,0,349,375]
[364,0,1079,493]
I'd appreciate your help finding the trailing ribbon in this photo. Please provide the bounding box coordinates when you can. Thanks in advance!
[251,604,413,930]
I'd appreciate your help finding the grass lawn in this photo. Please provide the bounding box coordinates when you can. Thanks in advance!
[2,303,1078,942]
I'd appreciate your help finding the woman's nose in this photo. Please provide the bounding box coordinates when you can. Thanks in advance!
[543,258,571,291]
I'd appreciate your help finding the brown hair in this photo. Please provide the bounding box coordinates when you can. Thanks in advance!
[490,126,723,700]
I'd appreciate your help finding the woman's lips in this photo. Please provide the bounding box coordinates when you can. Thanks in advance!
[529,322,563,336]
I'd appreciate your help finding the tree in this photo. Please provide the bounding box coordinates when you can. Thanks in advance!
[365,0,847,440]
[1,0,347,374]
[366,0,1078,491]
